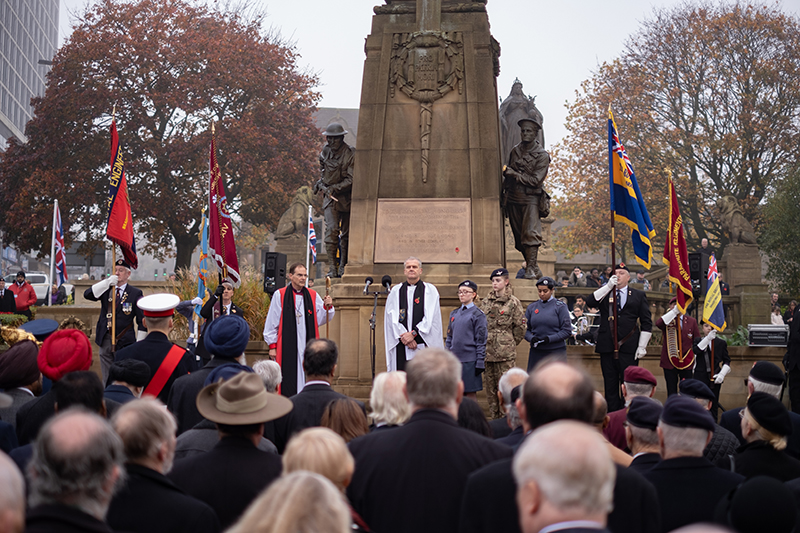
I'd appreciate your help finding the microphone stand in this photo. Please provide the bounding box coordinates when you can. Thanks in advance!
[367,286,390,381]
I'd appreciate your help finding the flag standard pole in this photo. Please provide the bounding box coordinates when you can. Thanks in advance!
[608,105,619,359]
[48,200,57,307]
[305,205,312,288]
[111,246,117,355]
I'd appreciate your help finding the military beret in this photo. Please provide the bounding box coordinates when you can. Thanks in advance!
[490,268,509,279]
[668,296,678,306]
[536,276,555,289]
[458,280,478,293]
[679,379,716,402]
[747,392,792,436]
[204,315,250,359]
[660,395,716,432]
[615,263,630,272]
[749,361,786,386]
[626,396,662,430]
[623,366,656,386]
[109,359,151,388]
[19,319,59,341]
[204,362,254,387]
[115,258,132,270]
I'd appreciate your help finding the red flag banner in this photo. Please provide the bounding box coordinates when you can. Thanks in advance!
[208,134,240,286]
[107,120,138,269]
[662,175,693,314]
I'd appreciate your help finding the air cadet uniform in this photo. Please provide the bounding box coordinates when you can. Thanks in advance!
[524,276,572,371]
[446,280,488,394]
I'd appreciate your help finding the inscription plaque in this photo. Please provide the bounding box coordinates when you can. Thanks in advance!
[374,198,472,263]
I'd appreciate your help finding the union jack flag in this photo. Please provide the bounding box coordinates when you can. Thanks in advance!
[54,204,68,285]
[707,253,719,283]
[308,214,317,264]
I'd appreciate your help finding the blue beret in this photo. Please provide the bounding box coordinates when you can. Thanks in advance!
[204,363,254,386]
[749,361,785,386]
[204,315,250,359]
[458,280,478,292]
[747,392,792,436]
[661,395,716,432]
[19,319,59,341]
[490,268,509,279]
[626,396,662,430]
[679,379,716,402]
[536,276,556,289]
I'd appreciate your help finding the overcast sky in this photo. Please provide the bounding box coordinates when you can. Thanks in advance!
[59,0,800,148]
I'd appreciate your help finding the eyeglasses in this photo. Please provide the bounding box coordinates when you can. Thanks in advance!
[739,409,747,419]
[457,290,474,295]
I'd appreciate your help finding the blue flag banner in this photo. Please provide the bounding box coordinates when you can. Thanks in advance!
[608,109,656,268]
[194,210,209,321]
[703,253,727,332]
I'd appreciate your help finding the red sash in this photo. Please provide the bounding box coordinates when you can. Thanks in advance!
[143,345,186,398]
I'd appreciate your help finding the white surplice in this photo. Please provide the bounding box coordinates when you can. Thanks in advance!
[384,281,443,371]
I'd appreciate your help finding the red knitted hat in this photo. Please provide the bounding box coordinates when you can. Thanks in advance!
[37,329,92,381]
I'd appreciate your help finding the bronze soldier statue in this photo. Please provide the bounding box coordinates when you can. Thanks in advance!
[502,116,551,279]
[314,123,354,278]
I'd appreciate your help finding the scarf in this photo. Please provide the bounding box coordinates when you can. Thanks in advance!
[279,286,318,396]
[396,281,425,369]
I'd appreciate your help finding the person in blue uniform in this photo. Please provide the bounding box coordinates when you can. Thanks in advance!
[446,280,488,400]
[524,276,571,371]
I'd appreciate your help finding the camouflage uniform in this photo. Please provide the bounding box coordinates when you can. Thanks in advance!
[479,286,527,419]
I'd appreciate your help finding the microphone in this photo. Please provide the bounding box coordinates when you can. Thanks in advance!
[363,276,374,294]
[381,275,393,292]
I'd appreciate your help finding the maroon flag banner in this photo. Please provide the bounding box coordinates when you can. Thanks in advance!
[107,120,138,269]
[662,175,693,314]
[208,134,240,286]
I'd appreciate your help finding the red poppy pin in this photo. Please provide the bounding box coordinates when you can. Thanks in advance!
[451,317,455,322]
[307,309,312,315]
[534,309,539,314]
[414,298,420,304]
[500,310,505,314]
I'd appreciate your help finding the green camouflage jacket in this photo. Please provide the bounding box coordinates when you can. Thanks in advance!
[479,286,526,362]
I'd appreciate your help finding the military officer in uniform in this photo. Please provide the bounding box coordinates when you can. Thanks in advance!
[524,276,571,371]
[196,279,243,366]
[314,123,354,278]
[115,293,195,403]
[84,258,146,384]
[656,297,700,397]
[502,116,550,279]
[479,268,526,420]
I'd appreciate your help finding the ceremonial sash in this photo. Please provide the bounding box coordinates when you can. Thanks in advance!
[276,286,319,397]
[143,345,187,398]
[396,282,425,368]
[666,320,694,370]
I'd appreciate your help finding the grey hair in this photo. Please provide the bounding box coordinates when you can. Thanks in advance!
[659,422,709,457]
[629,425,660,447]
[0,451,25,523]
[112,398,176,465]
[404,256,422,269]
[370,371,411,426]
[253,360,283,393]
[748,376,783,398]
[624,382,655,399]
[406,349,461,409]
[28,408,125,519]
[513,420,615,516]
[499,368,528,430]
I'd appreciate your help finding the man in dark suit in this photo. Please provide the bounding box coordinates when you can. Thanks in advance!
[0,277,16,312]
[168,372,292,530]
[644,395,744,532]
[108,398,220,533]
[719,361,800,458]
[273,338,361,453]
[586,264,653,411]
[515,420,615,533]
[625,396,662,475]
[84,259,146,384]
[115,294,194,403]
[460,360,661,533]
[347,348,512,533]
[167,315,252,434]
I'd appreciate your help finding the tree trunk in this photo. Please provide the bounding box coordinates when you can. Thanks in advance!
[174,234,197,271]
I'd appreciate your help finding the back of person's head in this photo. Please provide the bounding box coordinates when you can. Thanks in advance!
[282,427,354,491]
[252,359,282,393]
[227,471,351,533]
[405,348,461,409]
[748,362,785,398]
[369,371,410,426]
[457,397,492,437]
[523,360,595,430]
[28,409,125,518]
[499,368,528,429]
[659,422,711,458]
[112,398,177,469]
[54,371,104,413]
[513,420,615,529]
[37,329,92,381]
[303,339,338,377]
[320,398,369,443]
[715,476,796,533]
[748,376,783,398]
[0,451,25,533]
[591,391,608,428]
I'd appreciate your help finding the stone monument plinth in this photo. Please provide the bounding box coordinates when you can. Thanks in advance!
[720,243,769,327]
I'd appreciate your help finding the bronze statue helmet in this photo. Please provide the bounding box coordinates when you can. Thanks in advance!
[518,116,543,128]
[323,123,348,137]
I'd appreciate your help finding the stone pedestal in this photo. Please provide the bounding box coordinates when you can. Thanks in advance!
[720,244,761,292]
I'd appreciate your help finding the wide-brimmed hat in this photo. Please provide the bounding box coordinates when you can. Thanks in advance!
[196,372,292,425]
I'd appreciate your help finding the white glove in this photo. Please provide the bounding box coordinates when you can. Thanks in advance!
[593,275,618,301]
[661,307,680,325]
[136,330,147,341]
[635,331,652,359]
[697,333,713,351]
[191,297,203,306]
[707,330,717,342]
[713,364,731,384]
[91,275,119,298]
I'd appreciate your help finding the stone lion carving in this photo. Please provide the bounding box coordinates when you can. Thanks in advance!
[717,195,758,245]
[275,186,314,240]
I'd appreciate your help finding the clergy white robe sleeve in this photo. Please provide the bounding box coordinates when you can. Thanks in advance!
[315,293,335,326]
[416,284,444,349]
[384,284,408,371]
[263,293,282,345]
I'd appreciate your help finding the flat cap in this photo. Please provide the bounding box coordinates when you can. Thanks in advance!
[627,396,663,430]
[679,379,716,402]
[749,361,785,386]
[490,268,509,279]
[660,395,716,432]
[109,359,151,388]
[623,366,657,386]
[747,392,792,436]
